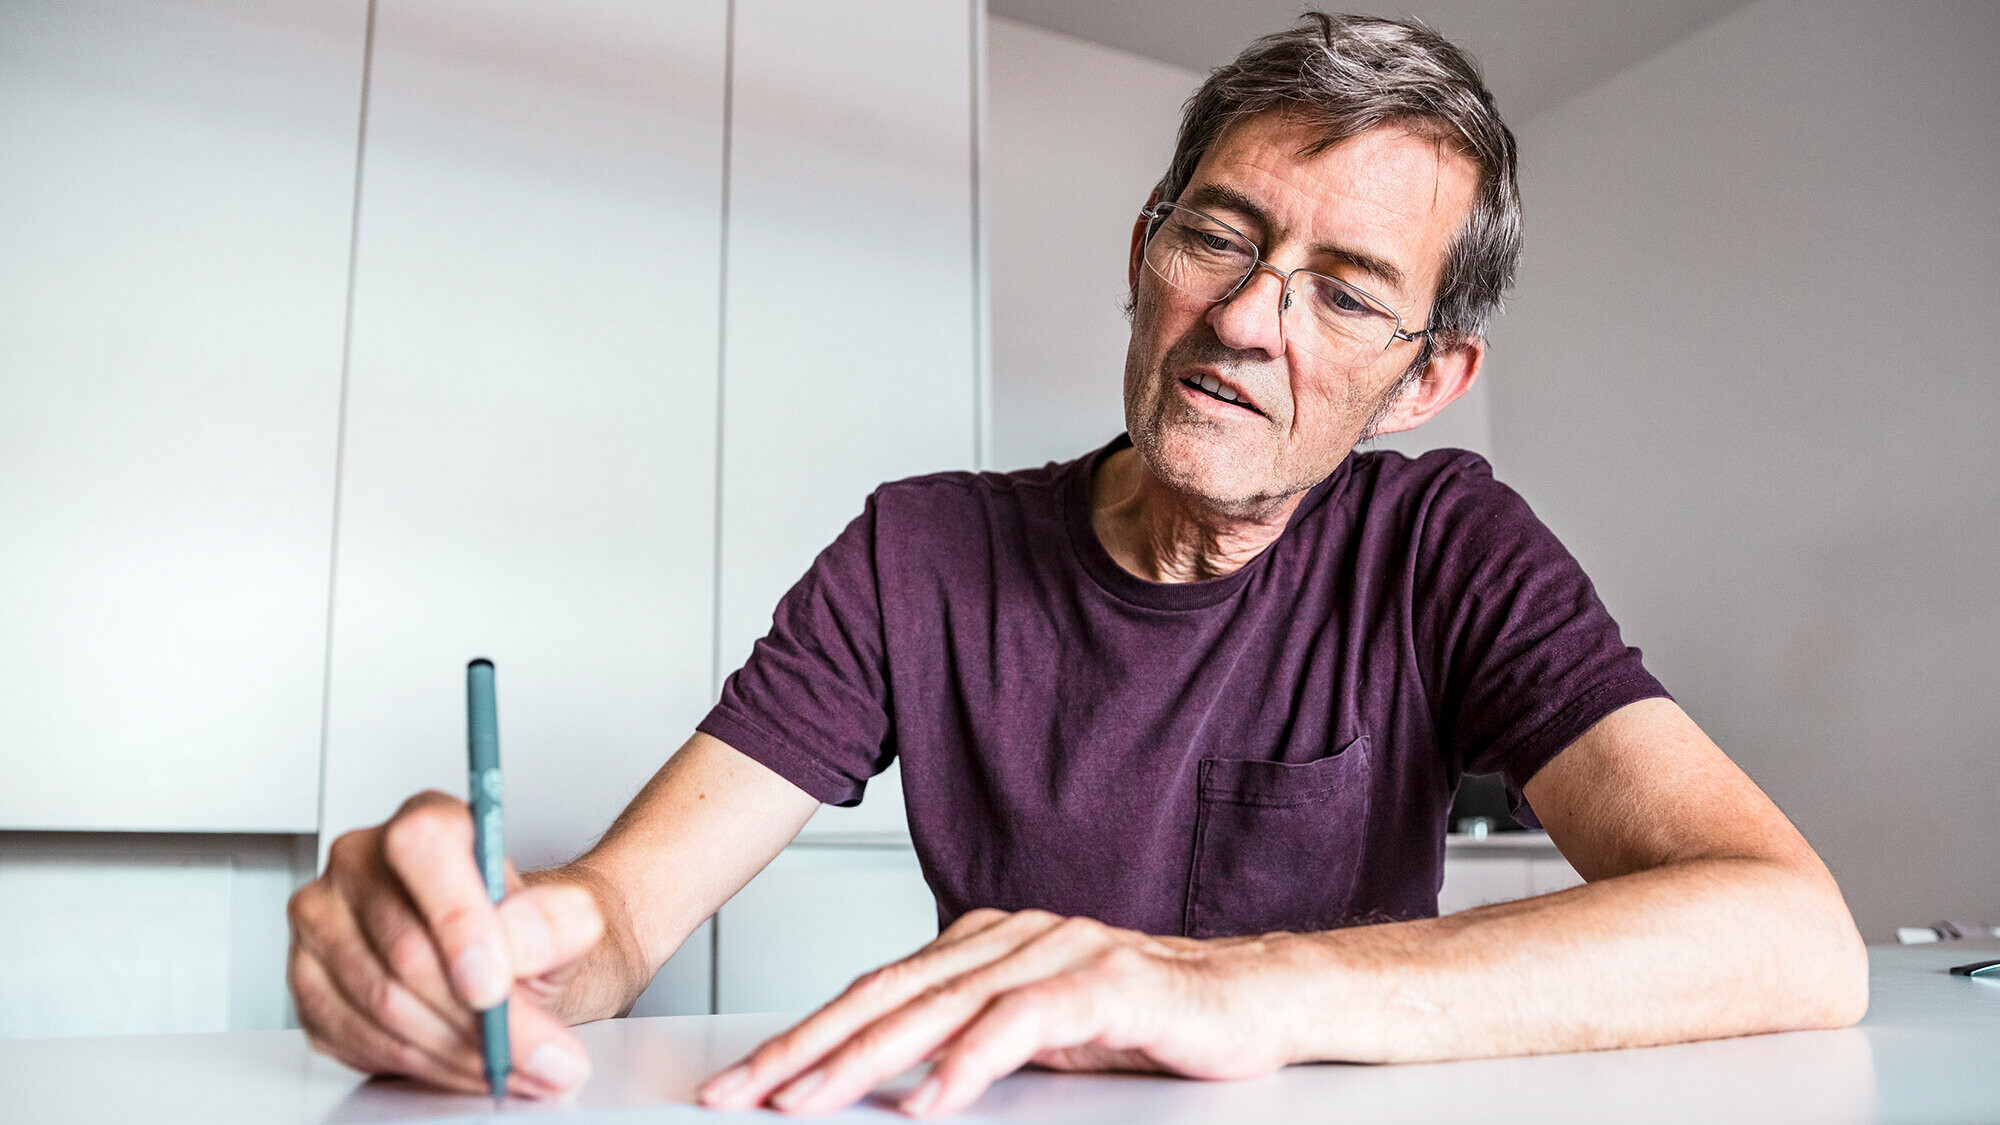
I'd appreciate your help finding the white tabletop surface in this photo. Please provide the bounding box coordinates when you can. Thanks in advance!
[5,940,1996,1125]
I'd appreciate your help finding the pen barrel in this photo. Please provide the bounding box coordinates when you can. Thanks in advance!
[466,658,505,902]
[480,1001,511,1089]
[465,657,510,1096]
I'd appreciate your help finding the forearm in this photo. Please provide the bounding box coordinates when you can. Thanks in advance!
[527,732,820,1024]
[1236,856,1867,1064]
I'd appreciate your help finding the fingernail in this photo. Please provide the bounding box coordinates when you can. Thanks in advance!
[902,1076,943,1117]
[771,1069,824,1110]
[524,1043,591,1092]
[698,1065,750,1104]
[450,944,505,1009]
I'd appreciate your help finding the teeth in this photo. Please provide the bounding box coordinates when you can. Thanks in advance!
[1188,374,1249,409]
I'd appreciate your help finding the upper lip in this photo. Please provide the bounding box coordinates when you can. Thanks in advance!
[1180,367,1264,415]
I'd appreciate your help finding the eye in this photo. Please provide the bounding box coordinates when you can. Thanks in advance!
[1198,232,1234,252]
[1313,280,1376,317]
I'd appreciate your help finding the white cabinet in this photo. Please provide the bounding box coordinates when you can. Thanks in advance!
[1437,833,1582,915]
[0,0,368,830]
[720,0,982,840]
[716,844,939,1015]
[317,0,729,870]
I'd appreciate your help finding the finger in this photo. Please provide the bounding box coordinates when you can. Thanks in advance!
[292,944,492,1094]
[497,883,605,981]
[504,983,596,1096]
[294,879,487,1079]
[353,875,480,1039]
[696,911,1067,1110]
[297,946,576,1100]
[379,792,514,1010]
[764,916,1125,1114]
[930,907,1015,947]
[903,982,1111,1118]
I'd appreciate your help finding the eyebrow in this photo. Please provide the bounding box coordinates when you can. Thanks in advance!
[1180,182,1410,294]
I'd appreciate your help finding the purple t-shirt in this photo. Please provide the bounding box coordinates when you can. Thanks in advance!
[699,436,1668,938]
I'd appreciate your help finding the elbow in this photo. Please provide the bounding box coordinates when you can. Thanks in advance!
[1793,871,1871,1029]
[1815,920,1871,1029]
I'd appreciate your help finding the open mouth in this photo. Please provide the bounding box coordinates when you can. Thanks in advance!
[1181,376,1263,416]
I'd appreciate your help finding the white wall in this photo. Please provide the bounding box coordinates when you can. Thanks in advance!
[1488,0,2000,939]
[987,17,1192,470]
[986,16,1490,472]
[1,0,981,1035]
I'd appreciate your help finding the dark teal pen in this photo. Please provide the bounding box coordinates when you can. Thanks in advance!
[466,658,510,1099]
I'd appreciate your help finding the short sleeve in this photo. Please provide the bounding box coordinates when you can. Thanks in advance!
[1411,455,1671,822]
[697,491,895,807]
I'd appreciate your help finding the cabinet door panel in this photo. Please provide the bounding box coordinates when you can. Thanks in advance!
[720,0,979,839]
[319,0,727,867]
[627,917,714,1018]
[0,0,367,830]
[1437,856,1534,915]
[717,845,937,1015]
[1528,856,1586,896]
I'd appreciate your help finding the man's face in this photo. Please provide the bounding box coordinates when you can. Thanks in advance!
[1122,114,1480,515]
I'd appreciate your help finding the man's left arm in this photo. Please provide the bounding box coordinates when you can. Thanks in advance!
[696,696,1867,1117]
[1272,694,1867,1063]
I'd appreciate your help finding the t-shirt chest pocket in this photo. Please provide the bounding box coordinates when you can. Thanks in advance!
[1183,735,1373,939]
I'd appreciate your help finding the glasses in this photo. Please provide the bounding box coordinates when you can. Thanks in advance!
[1139,203,1432,367]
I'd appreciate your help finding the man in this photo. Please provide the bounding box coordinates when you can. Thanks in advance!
[287,13,1866,1118]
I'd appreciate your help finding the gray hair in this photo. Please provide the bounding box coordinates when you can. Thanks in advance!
[1149,11,1522,361]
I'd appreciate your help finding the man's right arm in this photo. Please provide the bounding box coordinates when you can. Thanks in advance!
[287,731,819,1098]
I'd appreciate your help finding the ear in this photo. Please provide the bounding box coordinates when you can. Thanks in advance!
[1367,333,1485,437]
[1128,190,1162,298]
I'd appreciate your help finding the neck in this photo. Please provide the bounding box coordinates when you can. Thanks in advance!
[1089,445,1308,583]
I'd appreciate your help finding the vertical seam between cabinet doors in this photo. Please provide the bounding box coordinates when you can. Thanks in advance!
[708,0,737,1017]
[967,0,990,471]
[315,0,378,860]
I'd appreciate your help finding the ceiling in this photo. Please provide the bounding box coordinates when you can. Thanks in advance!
[987,0,1757,122]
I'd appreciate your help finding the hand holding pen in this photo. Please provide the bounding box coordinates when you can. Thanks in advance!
[284,660,606,1098]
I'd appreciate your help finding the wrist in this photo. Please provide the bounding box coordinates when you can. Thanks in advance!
[1211,929,1370,1066]
[1180,929,1334,1068]
[524,863,649,1021]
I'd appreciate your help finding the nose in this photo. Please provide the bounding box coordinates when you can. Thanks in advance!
[1206,261,1288,360]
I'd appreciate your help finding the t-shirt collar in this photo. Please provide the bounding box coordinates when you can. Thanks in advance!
[1062,433,1351,611]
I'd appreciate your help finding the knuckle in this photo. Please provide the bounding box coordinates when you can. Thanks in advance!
[848,963,902,1000]
[1051,915,1103,942]
[364,974,401,1026]
[395,788,462,818]
[922,977,976,1009]
[1097,940,1142,966]
[381,805,459,867]
[945,908,1005,936]
[845,1024,894,1061]
[385,926,440,986]
[325,827,371,871]
[749,1035,797,1072]
[285,884,320,933]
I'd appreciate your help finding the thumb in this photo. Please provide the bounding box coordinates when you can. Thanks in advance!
[498,883,605,981]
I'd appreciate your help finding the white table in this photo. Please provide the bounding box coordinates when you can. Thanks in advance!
[5,941,1996,1124]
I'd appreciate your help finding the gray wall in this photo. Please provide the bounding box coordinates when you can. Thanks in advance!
[1489,0,1999,939]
